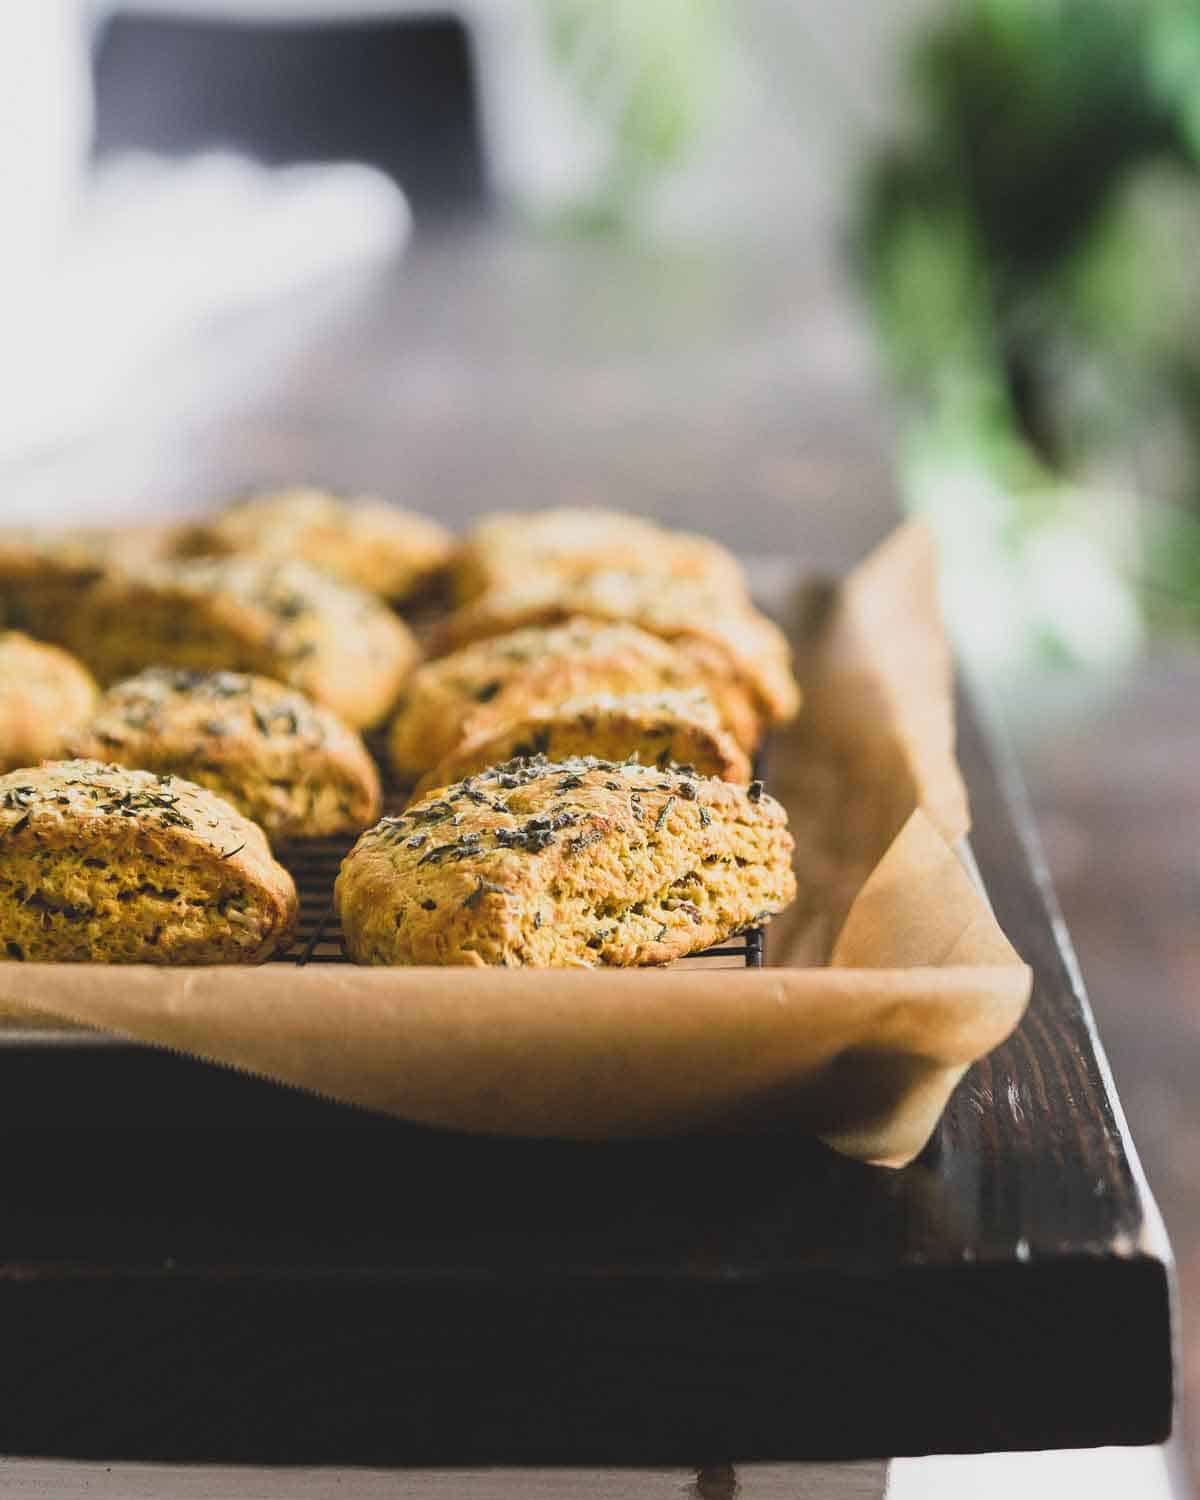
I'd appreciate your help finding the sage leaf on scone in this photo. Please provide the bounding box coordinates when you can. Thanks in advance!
[0,761,297,964]
[66,668,381,842]
[60,557,419,728]
[335,755,795,967]
[178,487,454,604]
[387,618,727,784]
[0,632,98,773]
[411,689,751,800]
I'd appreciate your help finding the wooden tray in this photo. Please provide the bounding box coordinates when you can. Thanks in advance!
[0,693,1173,1466]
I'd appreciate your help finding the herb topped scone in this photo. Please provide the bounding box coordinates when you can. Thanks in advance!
[412,689,751,799]
[452,507,749,604]
[62,557,419,728]
[434,570,800,742]
[336,755,795,967]
[179,487,454,603]
[0,524,175,640]
[386,618,726,784]
[0,633,98,773]
[67,669,381,841]
[0,761,297,963]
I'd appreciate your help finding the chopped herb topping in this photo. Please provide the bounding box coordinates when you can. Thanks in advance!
[654,797,675,832]
[463,877,507,910]
[253,705,301,737]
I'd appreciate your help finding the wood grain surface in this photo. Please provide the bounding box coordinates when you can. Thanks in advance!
[0,1460,887,1500]
[1022,649,1200,1493]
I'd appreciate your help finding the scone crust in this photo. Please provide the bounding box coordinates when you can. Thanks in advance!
[0,525,176,639]
[387,618,720,783]
[67,669,382,841]
[63,558,419,728]
[413,689,751,799]
[452,507,749,603]
[0,633,98,773]
[434,571,800,732]
[0,760,297,964]
[180,487,454,602]
[336,755,795,967]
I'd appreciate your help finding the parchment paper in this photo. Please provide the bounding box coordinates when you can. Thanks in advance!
[0,520,1031,1167]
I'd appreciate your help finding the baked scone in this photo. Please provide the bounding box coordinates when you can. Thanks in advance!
[0,633,99,773]
[336,755,794,967]
[387,618,724,784]
[66,669,381,842]
[452,507,749,604]
[179,487,454,603]
[435,571,800,740]
[0,524,176,640]
[412,689,751,799]
[0,760,297,963]
[62,558,419,729]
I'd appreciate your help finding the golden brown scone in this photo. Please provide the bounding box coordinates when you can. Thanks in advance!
[434,571,800,738]
[387,618,727,784]
[0,633,99,773]
[336,755,794,967]
[62,557,419,729]
[413,689,751,799]
[452,507,749,604]
[0,760,296,963]
[66,669,381,842]
[179,487,454,603]
[0,524,177,640]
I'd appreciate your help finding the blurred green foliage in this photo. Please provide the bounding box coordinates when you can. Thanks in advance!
[541,0,725,230]
[862,0,1200,661]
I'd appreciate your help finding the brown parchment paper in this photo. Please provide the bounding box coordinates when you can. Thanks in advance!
[0,519,1031,1167]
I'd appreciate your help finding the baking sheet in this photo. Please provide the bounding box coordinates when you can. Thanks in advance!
[0,520,1031,1166]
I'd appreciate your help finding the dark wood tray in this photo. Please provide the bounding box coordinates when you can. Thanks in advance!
[0,694,1173,1466]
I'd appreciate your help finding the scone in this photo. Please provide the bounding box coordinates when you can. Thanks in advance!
[336,755,795,967]
[62,557,419,728]
[0,760,297,963]
[387,618,724,784]
[67,669,381,842]
[434,571,800,741]
[452,507,749,604]
[0,633,99,773]
[0,524,176,640]
[179,487,454,603]
[412,689,751,799]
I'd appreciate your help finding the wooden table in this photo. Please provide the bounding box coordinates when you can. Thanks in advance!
[0,224,1178,1492]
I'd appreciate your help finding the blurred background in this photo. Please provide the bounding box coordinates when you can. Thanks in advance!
[1,0,1197,1492]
